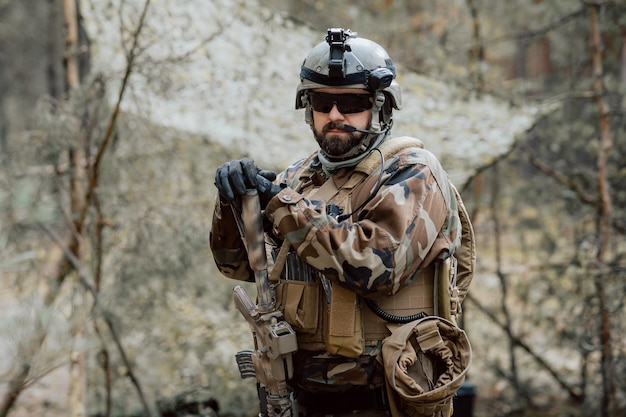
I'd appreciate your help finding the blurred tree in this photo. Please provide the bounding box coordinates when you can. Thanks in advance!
[461,2,625,416]
[1,0,259,415]
[0,0,154,416]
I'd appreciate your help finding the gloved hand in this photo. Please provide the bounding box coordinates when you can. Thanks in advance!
[256,173,283,208]
[214,158,276,203]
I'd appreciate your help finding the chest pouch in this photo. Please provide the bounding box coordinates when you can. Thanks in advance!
[275,249,327,351]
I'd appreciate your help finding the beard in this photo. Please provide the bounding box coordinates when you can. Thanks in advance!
[314,122,367,157]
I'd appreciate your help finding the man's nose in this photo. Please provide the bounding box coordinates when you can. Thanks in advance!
[328,104,345,120]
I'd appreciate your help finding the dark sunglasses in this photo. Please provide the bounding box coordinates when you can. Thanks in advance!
[308,92,373,114]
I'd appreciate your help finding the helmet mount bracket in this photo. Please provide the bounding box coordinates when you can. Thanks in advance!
[326,28,351,79]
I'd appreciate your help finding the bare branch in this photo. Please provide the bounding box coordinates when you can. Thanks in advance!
[40,223,153,417]
[87,0,152,216]
[483,7,586,47]
[520,142,597,205]
[466,293,585,403]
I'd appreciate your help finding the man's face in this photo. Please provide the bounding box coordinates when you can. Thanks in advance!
[310,88,373,158]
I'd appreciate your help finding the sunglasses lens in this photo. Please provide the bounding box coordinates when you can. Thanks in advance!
[309,93,372,114]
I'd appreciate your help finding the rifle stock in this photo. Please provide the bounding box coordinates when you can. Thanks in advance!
[233,191,297,417]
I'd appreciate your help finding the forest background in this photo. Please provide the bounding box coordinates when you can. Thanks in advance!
[0,1,624,417]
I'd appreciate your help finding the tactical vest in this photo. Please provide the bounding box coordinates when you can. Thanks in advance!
[272,136,475,358]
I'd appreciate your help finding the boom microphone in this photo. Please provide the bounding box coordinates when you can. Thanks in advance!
[341,124,379,134]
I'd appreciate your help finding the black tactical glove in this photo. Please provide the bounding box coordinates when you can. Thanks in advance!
[214,158,276,203]
[255,173,283,208]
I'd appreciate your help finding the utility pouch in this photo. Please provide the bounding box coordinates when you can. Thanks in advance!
[293,350,384,391]
[435,257,452,321]
[325,284,364,358]
[381,316,472,417]
[274,250,327,350]
[276,280,320,334]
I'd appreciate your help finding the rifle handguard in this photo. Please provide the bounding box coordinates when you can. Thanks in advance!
[241,190,273,313]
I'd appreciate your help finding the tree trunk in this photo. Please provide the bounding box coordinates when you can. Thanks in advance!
[64,0,88,416]
[588,4,615,417]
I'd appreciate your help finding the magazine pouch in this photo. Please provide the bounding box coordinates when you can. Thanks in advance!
[326,283,364,358]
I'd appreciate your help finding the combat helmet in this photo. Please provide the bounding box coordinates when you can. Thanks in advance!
[296,28,402,169]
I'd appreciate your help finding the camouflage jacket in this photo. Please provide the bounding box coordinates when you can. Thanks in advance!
[210,138,462,299]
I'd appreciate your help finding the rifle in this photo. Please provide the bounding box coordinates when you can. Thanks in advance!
[232,190,298,417]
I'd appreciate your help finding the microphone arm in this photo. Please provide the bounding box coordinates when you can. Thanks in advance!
[341,123,391,135]
[341,124,376,134]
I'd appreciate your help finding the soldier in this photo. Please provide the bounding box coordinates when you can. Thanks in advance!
[211,28,472,417]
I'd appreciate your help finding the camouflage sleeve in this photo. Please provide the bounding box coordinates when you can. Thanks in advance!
[208,154,312,282]
[265,148,461,298]
[209,198,254,282]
